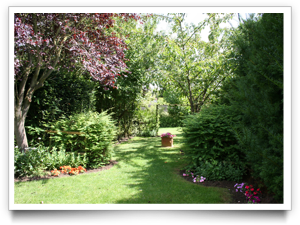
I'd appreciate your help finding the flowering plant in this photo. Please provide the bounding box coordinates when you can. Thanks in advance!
[234,183,262,203]
[77,166,87,173]
[60,166,72,174]
[193,175,206,183]
[183,171,206,183]
[161,132,176,138]
[234,182,245,192]
[69,169,79,175]
[50,169,60,177]
[245,185,262,203]
[49,165,87,176]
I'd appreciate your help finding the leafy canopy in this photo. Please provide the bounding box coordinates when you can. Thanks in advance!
[14,13,140,89]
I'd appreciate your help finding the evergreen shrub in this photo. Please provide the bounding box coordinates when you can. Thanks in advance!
[48,111,116,168]
[222,13,284,202]
[182,105,246,181]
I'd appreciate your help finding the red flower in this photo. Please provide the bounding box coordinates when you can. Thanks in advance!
[250,188,254,191]
[245,185,249,189]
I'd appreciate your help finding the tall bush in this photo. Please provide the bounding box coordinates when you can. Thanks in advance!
[182,105,246,181]
[221,13,283,202]
[47,111,117,168]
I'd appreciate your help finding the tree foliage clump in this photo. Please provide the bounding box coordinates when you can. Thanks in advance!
[95,15,164,138]
[160,13,233,113]
[26,71,97,131]
[182,105,246,181]
[46,111,116,168]
[220,13,284,202]
[159,88,190,127]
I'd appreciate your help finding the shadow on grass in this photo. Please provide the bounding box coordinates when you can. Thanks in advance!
[112,134,229,204]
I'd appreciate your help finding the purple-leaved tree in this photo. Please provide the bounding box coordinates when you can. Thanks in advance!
[14,13,140,151]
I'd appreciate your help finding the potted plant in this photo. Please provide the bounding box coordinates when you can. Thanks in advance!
[161,132,176,147]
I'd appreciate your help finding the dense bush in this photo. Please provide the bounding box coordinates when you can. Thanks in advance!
[46,111,117,168]
[182,105,246,181]
[14,146,87,178]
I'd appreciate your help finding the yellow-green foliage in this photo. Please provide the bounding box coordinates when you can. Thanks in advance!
[48,111,116,168]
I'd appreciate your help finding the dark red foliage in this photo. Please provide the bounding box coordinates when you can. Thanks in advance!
[14,13,140,89]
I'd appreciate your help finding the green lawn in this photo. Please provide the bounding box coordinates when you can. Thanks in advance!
[14,127,232,204]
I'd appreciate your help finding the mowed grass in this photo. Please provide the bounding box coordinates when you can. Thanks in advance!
[14,127,232,204]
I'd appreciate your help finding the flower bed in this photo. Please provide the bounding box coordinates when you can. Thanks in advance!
[50,165,87,177]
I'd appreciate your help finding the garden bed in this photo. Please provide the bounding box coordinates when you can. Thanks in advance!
[14,135,133,183]
[179,169,278,204]
[14,160,118,183]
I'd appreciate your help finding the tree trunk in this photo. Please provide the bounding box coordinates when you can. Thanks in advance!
[14,66,43,152]
[188,97,195,113]
[14,105,28,152]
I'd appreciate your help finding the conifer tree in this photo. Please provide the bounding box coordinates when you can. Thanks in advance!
[222,13,283,202]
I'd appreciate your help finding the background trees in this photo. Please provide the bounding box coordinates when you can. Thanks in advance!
[160,13,233,113]
[95,15,165,138]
